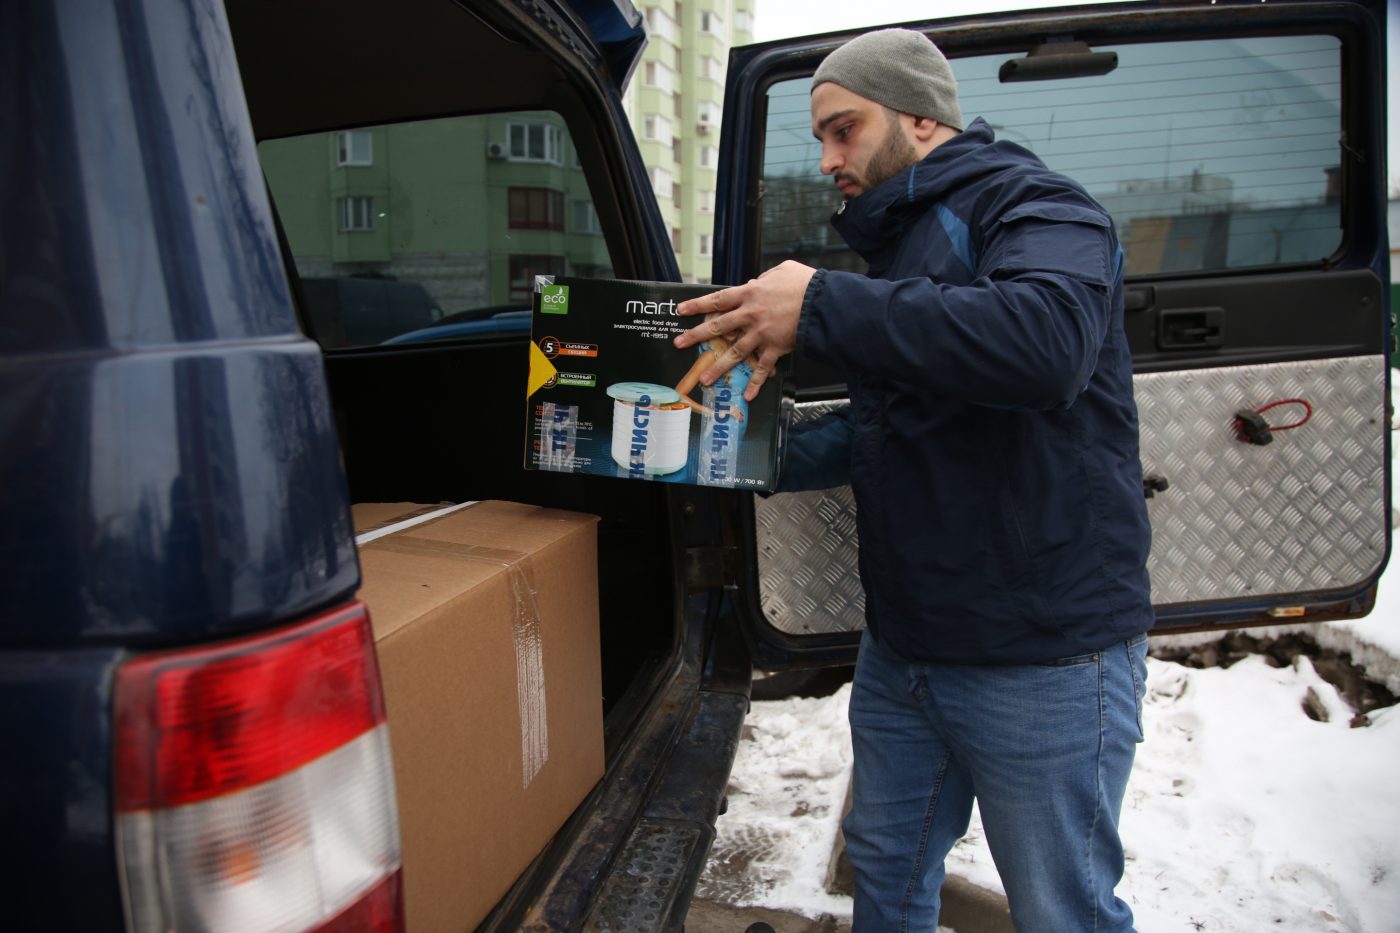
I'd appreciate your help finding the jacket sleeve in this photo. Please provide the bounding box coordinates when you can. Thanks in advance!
[797,204,1119,411]
[776,407,853,492]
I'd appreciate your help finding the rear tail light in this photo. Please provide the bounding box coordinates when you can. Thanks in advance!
[115,602,403,933]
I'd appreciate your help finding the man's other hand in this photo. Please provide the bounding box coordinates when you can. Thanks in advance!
[673,261,816,401]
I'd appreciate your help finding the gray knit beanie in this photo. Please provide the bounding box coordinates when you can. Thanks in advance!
[812,29,964,131]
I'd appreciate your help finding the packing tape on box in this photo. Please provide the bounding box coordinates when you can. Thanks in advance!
[369,535,549,788]
[354,501,479,546]
[537,402,578,473]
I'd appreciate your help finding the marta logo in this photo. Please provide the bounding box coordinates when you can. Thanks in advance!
[625,297,678,316]
[540,284,570,315]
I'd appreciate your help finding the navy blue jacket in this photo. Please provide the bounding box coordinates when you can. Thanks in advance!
[784,118,1153,664]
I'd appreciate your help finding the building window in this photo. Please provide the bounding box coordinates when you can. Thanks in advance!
[671,228,683,253]
[644,61,675,94]
[672,138,684,165]
[336,130,373,166]
[674,46,683,72]
[573,201,602,235]
[674,93,683,118]
[647,7,676,43]
[508,187,565,230]
[650,166,673,199]
[338,195,374,232]
[699,233,712,256]
[700,145,719,169]
[509,255,565,302]
[699,189,715,212]
[735,10,753,34]
[697,100,720,133]
[701,56,724,83]
[644,114,674,143]
[508,122,564,165]
[700,11,724,36]
[672,182,682,209]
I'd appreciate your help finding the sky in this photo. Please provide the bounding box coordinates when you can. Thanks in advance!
[751,0,1398,195]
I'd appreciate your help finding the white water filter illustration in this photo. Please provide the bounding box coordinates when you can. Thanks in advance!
[607,382,690,476]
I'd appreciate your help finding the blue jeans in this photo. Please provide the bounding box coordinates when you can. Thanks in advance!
[843,630,1148,933]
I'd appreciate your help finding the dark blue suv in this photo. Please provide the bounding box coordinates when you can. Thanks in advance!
[2,0,1388,930]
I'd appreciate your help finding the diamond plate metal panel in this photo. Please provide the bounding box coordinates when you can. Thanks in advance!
[1137,356,1387,605]
[757,401,864,636]
[756,358,1387,635]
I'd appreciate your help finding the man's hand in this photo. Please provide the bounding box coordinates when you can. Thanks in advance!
[673,261,816,401]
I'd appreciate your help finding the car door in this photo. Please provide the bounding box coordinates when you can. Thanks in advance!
[712,0,1390,669]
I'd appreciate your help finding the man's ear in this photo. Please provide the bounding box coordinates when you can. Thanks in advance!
[910,115,939,143]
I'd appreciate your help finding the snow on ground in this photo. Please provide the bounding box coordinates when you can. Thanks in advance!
[702,482,1400,931]
[696,683,857,919]
[706,627,1400,931]
[1115,651,1398,931]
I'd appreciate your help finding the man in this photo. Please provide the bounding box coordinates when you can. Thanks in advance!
[674,28,1153,933]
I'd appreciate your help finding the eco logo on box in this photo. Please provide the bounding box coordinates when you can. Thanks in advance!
[540,284,570,315]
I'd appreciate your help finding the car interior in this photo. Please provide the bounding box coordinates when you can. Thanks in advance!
[228,0,693,754]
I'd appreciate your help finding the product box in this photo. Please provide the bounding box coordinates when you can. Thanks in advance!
[352,501,604,933]
[525,276,788,491]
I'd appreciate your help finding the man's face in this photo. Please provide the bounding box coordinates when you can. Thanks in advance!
[811,82,920,200]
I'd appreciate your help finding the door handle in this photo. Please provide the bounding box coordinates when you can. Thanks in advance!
[1157,307,1224,350]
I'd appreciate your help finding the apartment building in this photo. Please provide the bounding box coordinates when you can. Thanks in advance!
[256,1,757,329]
[624,0,755,283]
[260,113,615,336]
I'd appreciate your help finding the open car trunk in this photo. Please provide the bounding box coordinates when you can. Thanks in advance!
[228,0,752,927]
[323,335,708,752]
[230,0,684,759]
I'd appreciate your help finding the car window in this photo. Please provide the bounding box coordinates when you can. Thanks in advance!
[760,35,1342,278]
[259,112,615,350]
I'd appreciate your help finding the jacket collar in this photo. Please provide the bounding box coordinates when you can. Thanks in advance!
[832,117,996,264]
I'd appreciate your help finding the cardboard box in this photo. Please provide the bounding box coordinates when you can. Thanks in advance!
[352,501,604,933]
[525,276,788,491]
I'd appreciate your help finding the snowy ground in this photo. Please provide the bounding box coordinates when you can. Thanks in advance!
[700,505,1400,931]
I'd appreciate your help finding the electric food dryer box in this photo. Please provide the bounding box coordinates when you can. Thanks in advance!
[525,275,788,491]
[351,501,604,933]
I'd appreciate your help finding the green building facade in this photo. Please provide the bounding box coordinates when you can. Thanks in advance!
[258,1,756,337]
[624,0,755,283]
[261,112,612,332]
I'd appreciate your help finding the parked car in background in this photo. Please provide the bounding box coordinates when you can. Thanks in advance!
[0,0,1386,930]
[299,276,444,349]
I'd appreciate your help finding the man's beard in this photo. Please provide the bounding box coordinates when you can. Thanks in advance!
[842,115,919,195]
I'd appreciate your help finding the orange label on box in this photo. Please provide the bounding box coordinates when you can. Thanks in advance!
[558,342,598,358]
